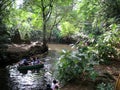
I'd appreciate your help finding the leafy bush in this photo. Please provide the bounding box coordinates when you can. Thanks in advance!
[97,43,117,64]
[30,30,42,41]
[96,24,120,64]
[55,46,99,84]
[60,21,77,37]
[97,82,114,90]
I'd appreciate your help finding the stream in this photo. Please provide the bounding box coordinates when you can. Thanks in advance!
[0,44,74,90]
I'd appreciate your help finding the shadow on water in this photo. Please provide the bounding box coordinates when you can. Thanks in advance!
[0,44,73,90]
[0,68,9,90]
[0,50,59,90]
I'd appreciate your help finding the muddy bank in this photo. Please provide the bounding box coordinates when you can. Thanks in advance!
[0,42,48,67]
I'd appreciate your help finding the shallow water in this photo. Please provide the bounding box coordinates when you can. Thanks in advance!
[0,44,73,90]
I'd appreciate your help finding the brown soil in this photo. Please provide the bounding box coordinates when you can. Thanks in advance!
[7,42,37,52]
[61,80,95,90]
[61,61,120,90]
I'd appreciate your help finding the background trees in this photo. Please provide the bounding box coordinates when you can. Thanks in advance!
[0,0,14,61]
[1,0,120,62]
[1,0,120,89]
[54,1,120,89]
[2,0,120,62]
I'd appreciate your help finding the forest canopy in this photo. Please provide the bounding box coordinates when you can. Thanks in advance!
[0,0,120,55]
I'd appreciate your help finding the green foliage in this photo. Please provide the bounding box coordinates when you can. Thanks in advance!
[97,43,117,64]
[100,0,120,23]
[24,33,30,40]
[96,23,120,63]
[60,21,78,37]
[97,82,114,90]
[30,30,42,41]
[8,8,42,32]
[0,0,13,51]
[74,0,120,65]
[0,0,13,62]
[55,46,99,84]
[51,29,61,42]
[1,0,120,66]
[0,23,10,51]
[78,0,99,21]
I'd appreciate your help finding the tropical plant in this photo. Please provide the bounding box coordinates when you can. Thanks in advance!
[96,23,120,64]
[30,30,42,41]
[97,82,114,90]
[55,45,99,84]
[60,21,78,37]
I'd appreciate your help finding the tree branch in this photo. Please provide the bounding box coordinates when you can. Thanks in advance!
[45,0,54,22]
[2,1,13,11]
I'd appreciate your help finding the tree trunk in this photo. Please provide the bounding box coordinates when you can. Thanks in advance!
[43,20,47,46]
[41,0,47,47]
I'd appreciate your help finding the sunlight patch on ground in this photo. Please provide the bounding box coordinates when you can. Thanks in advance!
[7,42,37,52]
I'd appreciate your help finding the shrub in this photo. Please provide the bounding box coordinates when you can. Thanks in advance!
[55,45,99,84]
[97,82,114,90]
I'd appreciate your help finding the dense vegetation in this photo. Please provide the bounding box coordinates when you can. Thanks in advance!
[0,0,14,62]
[55,0,120,89]
[1,0,120,89]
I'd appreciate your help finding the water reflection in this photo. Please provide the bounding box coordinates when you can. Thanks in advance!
[0,43,68,90]
[4,50,59,90]
[8,65,45,90]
